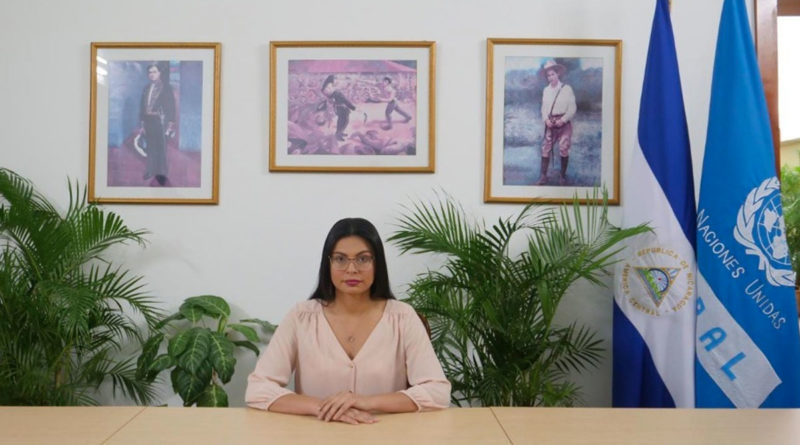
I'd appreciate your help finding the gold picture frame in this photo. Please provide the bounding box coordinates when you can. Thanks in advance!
[269,41,435,173]
[89,42,221,204]
[485,38,621,204]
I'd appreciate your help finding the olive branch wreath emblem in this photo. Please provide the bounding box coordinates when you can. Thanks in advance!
[733,177,795,287]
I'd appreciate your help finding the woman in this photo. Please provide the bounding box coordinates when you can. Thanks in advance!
[245,218,451,425]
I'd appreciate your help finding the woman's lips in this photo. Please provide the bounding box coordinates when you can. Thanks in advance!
[344,280,362,286]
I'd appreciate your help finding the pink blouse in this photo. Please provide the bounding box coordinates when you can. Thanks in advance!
[245,299,451,411]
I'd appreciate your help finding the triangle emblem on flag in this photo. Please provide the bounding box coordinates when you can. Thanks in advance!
[634,267,681,307]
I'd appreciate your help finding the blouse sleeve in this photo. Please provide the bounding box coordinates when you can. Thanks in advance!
[398,311,452,411]
[244,306,298,410]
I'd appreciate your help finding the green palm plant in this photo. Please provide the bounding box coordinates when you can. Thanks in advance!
[389,192,648,407]
[0,168,160,405]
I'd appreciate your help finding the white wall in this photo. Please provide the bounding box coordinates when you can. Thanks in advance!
[0,0,739,407]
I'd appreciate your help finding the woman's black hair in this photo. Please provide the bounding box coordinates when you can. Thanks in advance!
[309,218,395,302]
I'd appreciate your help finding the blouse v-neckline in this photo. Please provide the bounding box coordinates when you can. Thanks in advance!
[320,299,390,362]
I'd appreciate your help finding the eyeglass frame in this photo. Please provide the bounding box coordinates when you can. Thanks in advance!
[329,254,375,270]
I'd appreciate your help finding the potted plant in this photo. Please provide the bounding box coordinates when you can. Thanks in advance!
[136,295,275,407]
[0,168,161,405]
[389,192,648,406]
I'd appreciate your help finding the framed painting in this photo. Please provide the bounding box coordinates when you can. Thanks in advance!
[485,38,621,204]
[270,41,435,172]
[89,42,220,204]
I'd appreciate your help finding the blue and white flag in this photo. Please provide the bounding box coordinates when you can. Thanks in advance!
[695,0,800,408]
[613,0,696,408]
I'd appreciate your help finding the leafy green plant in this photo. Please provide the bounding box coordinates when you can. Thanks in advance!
[389,192,648,407]
[137,295,275,407]
[781,165,800,275]
[0,168,160,405]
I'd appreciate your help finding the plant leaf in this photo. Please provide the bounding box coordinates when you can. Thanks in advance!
[196,383,229,407]
[171,367,207,406]
[178,301,208,323]
[176,328,210,374]
[147,354,176,378]
[155,312,185,330]
[102,356,158,406]
[184,295,230,319]
[229,323,260,343]
[194,359,213,386]
[240,318,277,334]
[167,329,193,358]
[233,340,261,357]
[208,332,236,384]
[136,333,164,380]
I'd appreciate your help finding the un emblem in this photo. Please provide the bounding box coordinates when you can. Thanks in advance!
[734,176,795,287]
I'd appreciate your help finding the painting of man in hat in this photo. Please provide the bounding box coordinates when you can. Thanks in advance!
[537,59,577,185]
[500,55,604,188]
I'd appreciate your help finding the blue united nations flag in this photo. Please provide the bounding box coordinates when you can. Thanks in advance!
[695,0,800,408]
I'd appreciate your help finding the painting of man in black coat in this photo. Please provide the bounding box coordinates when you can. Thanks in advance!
[139,62,176,185]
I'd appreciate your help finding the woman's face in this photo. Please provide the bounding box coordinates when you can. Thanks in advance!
[546,69,559,86]
[330,235,375,300]
[148,66,161,82]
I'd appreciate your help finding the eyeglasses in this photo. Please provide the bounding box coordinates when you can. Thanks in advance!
[329,254,374,271]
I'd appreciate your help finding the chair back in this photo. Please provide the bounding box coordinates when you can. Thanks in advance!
[416,311,432,339]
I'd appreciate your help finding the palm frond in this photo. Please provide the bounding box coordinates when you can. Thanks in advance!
[389,196,478,256]
[392,191,648,407]
[0,169,158,406]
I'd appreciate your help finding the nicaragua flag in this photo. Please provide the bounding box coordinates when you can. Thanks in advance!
[695,0,800,408]
[613,0,696,408]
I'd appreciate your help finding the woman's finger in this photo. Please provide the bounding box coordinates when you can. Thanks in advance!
[322,392,354,421]
[321,393,350,421]
[331,397,356,421]
[335,413,359,425]
[348,408,377,424]
[324,396,349,421]
[317,391,347,419]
